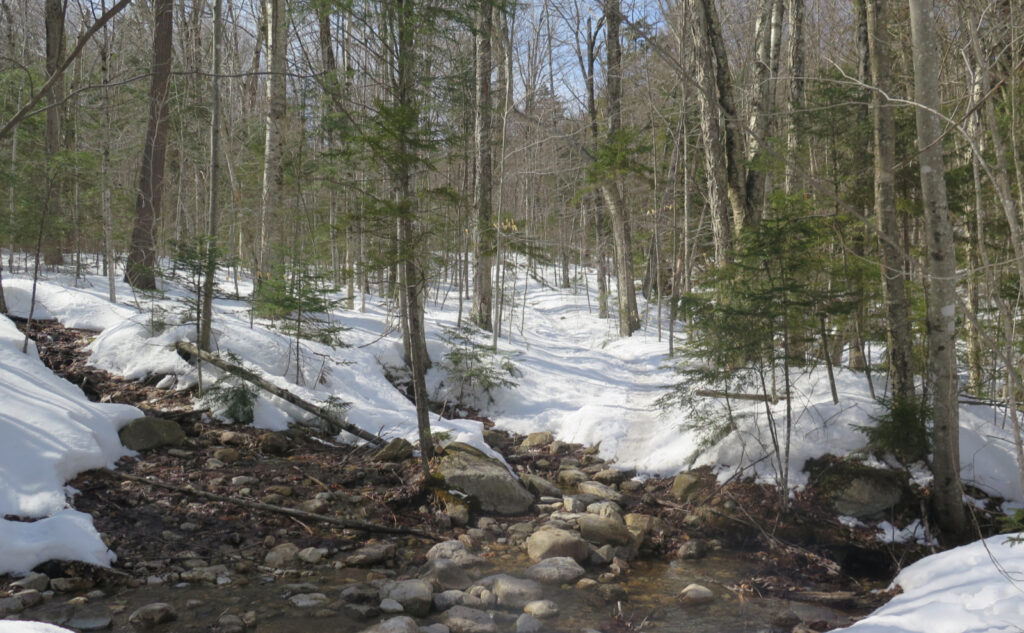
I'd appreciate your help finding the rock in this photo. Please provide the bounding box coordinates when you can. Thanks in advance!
[231,475,258,486]
[562,496,587,512]
[833,473,904,519]
[578,515,634,547]
[593,469,625,486]
[427,540,487,568]
[67,606,114,631]
[515,613,544,633]
[345,603,382,620]
[445,499,470,526]
[526,527,590,563]
[556,469,587,487]
[265,542,300,567]
[119,416,185,451]
[482,429,513,452]
[624,513,663,537]
[586,501,623,520]
[520,474,562,498]
[433,589,468,611]
[380,598,404,613]
[214,447,240,463]
[1,594,27,614]
[299,498,329,514]
[341,584,381,604]
[258,432,290,455]
[436,443,534,515]
[359,616,421,633]
[11,572,49,592]
[12,589,42,609]
[670,472,705,502]
[523,600,559,618]
[298,547,328,564]
[676,540,708,560]
[420,558,472,591]
[678,583,714,605]
[595,583,628,602]
[620,480,643,493]
[577,481,623,504]
[128,603,178,629]
[265,484,293,497]
[374,438,414,462]
[216,614,245,633]
[524,557,585,585]
[521,431,554,449]
[347,542,398,567]
[50,577,94,593]
[421,625,451,633]
[491,575,544,609]
[441,605,498,633]
[383,579,434,617]
[289,593,329,608]
[180,564,230,583]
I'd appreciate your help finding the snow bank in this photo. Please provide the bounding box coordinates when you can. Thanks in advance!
[836,533,1024,633]
[0,622,76,633]
[0,314,139,574]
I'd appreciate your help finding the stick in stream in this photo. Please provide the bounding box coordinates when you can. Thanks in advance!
[173,341,384,446]
[110,471,440,541]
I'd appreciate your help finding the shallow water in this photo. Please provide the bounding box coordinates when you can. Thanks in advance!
[16,549,863,633]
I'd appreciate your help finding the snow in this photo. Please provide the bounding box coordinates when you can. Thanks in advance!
[2,263,1024,631]
[0,623,75,633]
[836,534,1024,633]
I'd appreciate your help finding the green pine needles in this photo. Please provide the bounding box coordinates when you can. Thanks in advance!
[437,325,521,410]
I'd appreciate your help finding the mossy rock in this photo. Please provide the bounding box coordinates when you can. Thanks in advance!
[119,416,185,451]
[435,442,534,515]
[805,456,910,520]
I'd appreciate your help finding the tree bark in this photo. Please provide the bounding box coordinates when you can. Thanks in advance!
[783,0,804,194]
[745,0,784,217]
[199,0,224,352]
[42,0,66,266]
[125,0,173,290]
[867,0,913,401]
[601,0,640,336]
[471,1,494,331]
[907,0,967,541]
[257,0,287,285]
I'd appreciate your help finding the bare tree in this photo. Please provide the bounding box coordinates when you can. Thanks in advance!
[471,0,494,331]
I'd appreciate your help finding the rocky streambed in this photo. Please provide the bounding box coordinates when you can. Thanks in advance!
[1,321,916,633]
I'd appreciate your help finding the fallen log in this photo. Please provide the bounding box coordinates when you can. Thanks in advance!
[110,470,440,541]
[693,389,780,403]
[174,341,384,446]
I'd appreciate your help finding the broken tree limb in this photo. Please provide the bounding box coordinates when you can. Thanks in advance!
[693,389,780,403]
[110,470,440,541]
[173,341,384,446]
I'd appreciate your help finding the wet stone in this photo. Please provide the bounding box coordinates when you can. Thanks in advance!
[491,575,544,609]
[128,602,178,629]
[358,616,420,633]
[289,593,329,608]
[440,605,498,633]
[265,542,300,568]
[217,614,246,633]
[516,613,544,633]
[66,605,114,632]
[523,600,559,618]
[678,583,714,605]
[524,557,585,585]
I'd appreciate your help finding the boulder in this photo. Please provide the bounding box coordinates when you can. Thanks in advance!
[833,474,904,519]
[524,557,585,585]
[383,579,433,617]
[577,481,623,504]
[577,515,633,547]
[264,543,300,568]
[441,605,498,633]
[420,558,472,591]
[119,417,185,451]
[374,438,414,462]
[436,443,534,515]
[521,431,554,449]
[525,528,590,563]
[523,600,559,618]
[521,474,562,498]
[556,469,587,487]
[593,469,626,486]
[347,541,397,567]
[426,540,487,568]
[491,575,544,609]
[670,472,705,502]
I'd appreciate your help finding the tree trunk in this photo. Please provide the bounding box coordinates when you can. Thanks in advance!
[745,0,783,217]
[867,0,913,401]
[907,0,967,541]
[125,0,173,290]
[471,1,494,331]
[199,0,224,352]
[784,0,804,194]
[602,0,640,336]
[258,0,286,285]
[42,0,65,266]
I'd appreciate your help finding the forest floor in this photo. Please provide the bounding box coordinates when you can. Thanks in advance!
[3,319,919,632]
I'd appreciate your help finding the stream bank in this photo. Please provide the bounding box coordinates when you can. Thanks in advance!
[1,320,941,632]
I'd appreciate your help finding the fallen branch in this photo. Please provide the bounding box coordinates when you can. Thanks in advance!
[694,389,781,404]
[174,341,384,446]
[110,470,441,541]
